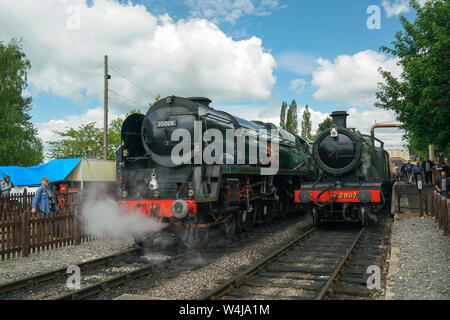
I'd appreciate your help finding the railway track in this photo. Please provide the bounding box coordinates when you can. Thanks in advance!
[327,216,392,299]
[200,226,366,300]
[52,250,189,300]
[53,213,312,300]
[0,210,316,300]
[0,246,142,297]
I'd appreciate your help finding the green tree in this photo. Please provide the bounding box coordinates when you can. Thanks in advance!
[150,94,160,109]
[279,101,288,130]
[317,117,333,133]
[286,100,298,135]
[375,0,450,155]
[309,116,333,141]
[300,104,312,139]
[0,39,43,166]
[48,123,103,159]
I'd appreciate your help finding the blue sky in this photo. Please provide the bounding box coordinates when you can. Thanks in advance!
[0,0,422,152]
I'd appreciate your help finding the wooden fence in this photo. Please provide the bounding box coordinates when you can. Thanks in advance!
[0,190,101,260]
[430,191,449,238]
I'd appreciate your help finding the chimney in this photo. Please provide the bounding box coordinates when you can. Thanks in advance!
[331,111,349,129]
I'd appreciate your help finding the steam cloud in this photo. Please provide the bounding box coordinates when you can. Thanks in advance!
[80,197,166,240]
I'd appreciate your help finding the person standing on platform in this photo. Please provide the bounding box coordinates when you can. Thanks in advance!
[413,162,423,185]
[435,170,450,198]
[406,162,414,184]
[421,158,434,184]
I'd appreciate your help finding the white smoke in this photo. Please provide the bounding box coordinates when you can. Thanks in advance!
[80,197,167,240]
[360,152,371,178]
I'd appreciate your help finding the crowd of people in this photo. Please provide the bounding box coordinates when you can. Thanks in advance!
[396,158,449,198]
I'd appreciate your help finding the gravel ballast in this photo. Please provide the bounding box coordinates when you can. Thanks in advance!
[116,214,313,300]
[0,238,135,285]
[388,216,449,300]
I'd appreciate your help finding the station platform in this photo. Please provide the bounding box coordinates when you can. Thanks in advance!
[386,181,449,300]
[392,181,435,219]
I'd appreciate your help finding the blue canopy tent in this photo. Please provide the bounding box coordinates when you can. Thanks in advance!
[0,159,82,186]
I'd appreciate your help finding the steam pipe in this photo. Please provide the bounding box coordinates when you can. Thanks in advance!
[370,123,402,136]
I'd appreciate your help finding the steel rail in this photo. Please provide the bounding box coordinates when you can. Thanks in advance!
[200,227,316,300]
[52,251,188,300]
[54,263,154,300]
[201,227,366,300]
[53,213,308,300]
[0,247,141,295]
[315,227,366,300]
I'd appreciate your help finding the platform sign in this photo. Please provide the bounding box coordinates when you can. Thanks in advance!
[417,180,423,190]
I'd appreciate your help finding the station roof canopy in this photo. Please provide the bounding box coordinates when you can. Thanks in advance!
[0,159,116,186]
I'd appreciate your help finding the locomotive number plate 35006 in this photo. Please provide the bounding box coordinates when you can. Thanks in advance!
[156,120,177,128]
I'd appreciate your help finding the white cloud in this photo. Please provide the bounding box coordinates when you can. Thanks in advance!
[186,0,284,24]
[297,106,329,134]
[288,78,307,94]
[35,103,405,156]
[382,0,430,17]
[35,107,123,145]
[311,50,402,107]
[275,51,318,75]
[217,103,405,149]
[217,103,328,136]
[0,0,276,111]
[382,0,411,17]
[347,107,405,149]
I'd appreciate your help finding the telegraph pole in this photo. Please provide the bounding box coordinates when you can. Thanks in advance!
[104,55,110,160]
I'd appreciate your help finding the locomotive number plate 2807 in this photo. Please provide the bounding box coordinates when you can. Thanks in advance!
[156,120,177,128]
[338,192,357,199]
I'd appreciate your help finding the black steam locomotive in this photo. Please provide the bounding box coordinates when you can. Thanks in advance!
[117,96,315,245]
[294,111,394,226]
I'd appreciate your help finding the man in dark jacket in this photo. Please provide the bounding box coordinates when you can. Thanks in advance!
[437,158,449,176]
[401,163,407,183]
[435,170,450,198]
[421,159,434,184]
